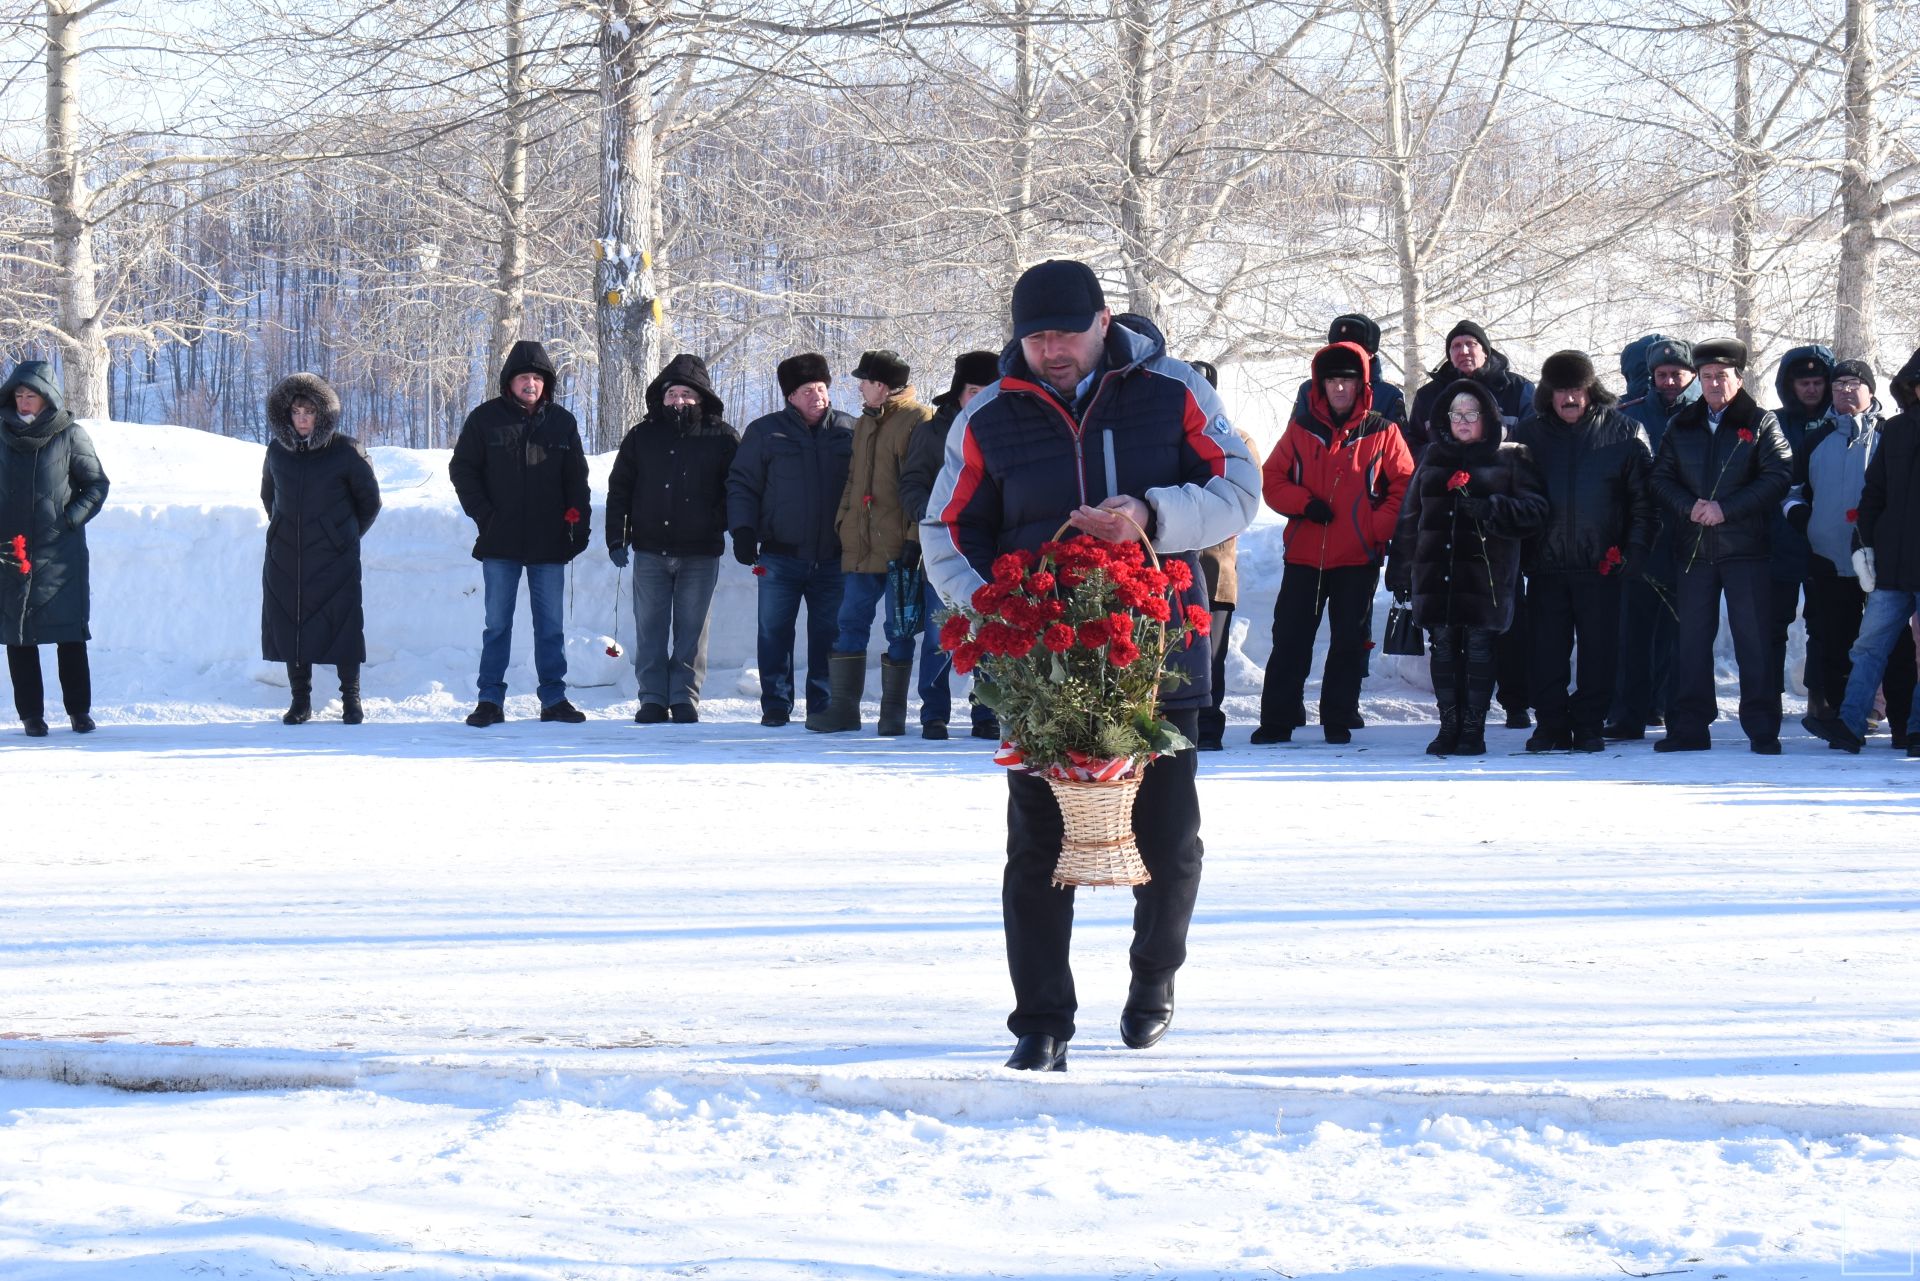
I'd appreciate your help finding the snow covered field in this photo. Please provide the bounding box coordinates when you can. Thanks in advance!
[1,423,1915,1279]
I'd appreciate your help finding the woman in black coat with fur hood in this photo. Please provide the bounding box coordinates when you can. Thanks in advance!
[261,373,381,724]
[1388,380,1548,755]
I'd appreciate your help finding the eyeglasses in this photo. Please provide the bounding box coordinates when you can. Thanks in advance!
[1448,410,1483,421]
[1832,378,1867,392]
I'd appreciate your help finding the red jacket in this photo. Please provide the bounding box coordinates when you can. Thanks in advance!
[1263,342,1415,569]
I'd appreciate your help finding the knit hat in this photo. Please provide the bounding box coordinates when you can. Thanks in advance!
[777,352,832,397]
[1693,338,1748,371]
[1446,320,1491,352]
[1010,259,1106,340]
[1832,358,1876,392]
[851,349,910,390]
[1646,338,1694,373]
[1780,349,1830,382]
[1327,313,1381,354]
[1539,350,1598,391]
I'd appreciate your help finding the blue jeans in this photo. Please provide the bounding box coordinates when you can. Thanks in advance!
[630,552,719,707]
[835,570,915,661]
[1839,589,1920,739]
[918,577,952,725]
[479,559,566,707]
[757,554,845,716]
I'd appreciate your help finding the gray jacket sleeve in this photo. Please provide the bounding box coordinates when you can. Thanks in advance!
[1139,356,1259,554]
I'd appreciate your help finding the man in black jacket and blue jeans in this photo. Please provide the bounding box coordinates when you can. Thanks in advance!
[923,259,1258,1072]
[1509,351,1656,752]
[1649,338,1794,753]
[449,340,591,727]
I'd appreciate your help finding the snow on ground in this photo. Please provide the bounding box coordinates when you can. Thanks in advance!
[0,422,1912,1278]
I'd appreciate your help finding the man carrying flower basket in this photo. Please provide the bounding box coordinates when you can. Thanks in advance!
[922,260,1258,1072]
[1649,338,1794,753]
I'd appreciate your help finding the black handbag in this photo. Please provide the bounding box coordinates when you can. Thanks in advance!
[1383,596,1424,657]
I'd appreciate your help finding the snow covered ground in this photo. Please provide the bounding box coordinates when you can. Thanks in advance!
[0,423,1914,1279]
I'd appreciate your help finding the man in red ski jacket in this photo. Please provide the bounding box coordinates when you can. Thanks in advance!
[1253,341,1414,744]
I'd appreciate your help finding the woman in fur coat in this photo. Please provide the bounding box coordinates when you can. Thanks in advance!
[1387,380,1548,755]
[261,373,381,724]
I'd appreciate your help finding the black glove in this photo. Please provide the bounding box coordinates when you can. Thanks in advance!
[731,527,758,566]
[1621,547,1648,581]
[1786,504,1811,534]
[898,541,922,571]
[1302,497,1335,525]
[1455,492,1490,520]
[608,544,629,569]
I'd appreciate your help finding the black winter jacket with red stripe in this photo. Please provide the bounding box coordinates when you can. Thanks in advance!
[921,322,1258,708]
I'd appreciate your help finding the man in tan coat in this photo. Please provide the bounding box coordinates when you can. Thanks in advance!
[818,349,935,735]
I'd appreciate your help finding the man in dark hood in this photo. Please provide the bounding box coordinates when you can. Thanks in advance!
[1768,344,1835,713]
[1290,313,1409,450]
[1406,320,1537,461]
[606,353,737,725]
[449,339,592,727]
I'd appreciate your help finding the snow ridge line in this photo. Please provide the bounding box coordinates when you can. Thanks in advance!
[5,1041,1916,1141]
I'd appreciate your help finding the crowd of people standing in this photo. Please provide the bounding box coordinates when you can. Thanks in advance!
[5,306,1918,759]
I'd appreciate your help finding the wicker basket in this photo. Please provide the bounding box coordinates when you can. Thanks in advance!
[1045,773,1150,888]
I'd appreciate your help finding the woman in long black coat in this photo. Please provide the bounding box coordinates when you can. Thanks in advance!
[1388,380,1548,756]
[0,361,110,737]
[262,373,381,724]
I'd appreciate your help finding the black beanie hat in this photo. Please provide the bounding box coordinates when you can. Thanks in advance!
[852,349,911,390]
[1189,359,1219,389]
[1446,320,1491,352]
[1693,338,1748,371]
[1327,313,1381,354]
[1539,350,1597,392]
[1832,358,1876,392]
[1646,338,1694,373]
[944,350,1000,401]
[777,352,832,397]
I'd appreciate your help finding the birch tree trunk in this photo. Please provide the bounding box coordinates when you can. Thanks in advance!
[489,0,532,377]
[596,0,660,450]
[1730,0,1760,352]
[44,0,108,418]
[1833,0,1880,358]
[1006,0,1036,296]
[1377,0,1425,394]
[1116,0,1162,317]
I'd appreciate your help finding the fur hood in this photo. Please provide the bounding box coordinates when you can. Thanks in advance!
[266,372,342,451]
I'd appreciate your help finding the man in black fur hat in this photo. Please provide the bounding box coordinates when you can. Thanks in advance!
[1509,351,1656,751]
[726,352,857,729]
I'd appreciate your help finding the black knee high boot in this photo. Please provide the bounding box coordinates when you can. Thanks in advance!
[284,662,313,725]
[338,663,363,724]
[1457,628,1497,756]
[1426,629,1462,756]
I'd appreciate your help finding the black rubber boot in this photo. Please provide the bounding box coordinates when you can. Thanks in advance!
[283,662,313,725]
[813,653,865,733]
[877,656,911,737]
[339,663,363,724]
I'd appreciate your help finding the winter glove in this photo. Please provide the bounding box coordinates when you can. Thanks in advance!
[1854,547,1877,593]
[608,544,629,569]
[1786,503,1811,534]
[1302,497,1335,525]
[1454,492,1490,521]
[1384,560,1410,597]
[731,527,759,567]
[898,541,922,571]
[1621,547,1648,581]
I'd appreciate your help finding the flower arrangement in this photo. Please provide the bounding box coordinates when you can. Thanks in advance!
[939,536,1208,781]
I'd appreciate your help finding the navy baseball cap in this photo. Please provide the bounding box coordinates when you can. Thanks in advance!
[1011,260,1107,340]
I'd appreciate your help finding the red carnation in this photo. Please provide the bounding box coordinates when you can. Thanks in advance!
[8,534,22,559]
[1138,594,1171,623]
[605,643,623,658]
[952,641,984,674]
[1108,611,1134,641]
[1598,545,1624,575]
[1846,508,1860,524]
[971,582,1007,614]
[564,507,582,525]
[939,614,973,652]
[1737,428,1755,443]
[1024,570,1055,595]
[1005,630,1038,658]
[1043,622,1075,653]
[752,564,766,577]
[992,551,1032,585]
[1448,471,1471,491]
[1077,618,1112,648]
[1108,638,1141,668]
[1164,559,1193,591]
[1183,604,1211,635]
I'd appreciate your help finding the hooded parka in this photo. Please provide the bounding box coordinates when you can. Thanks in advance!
[605,354,738,558]
[0,362,110,646]
[449,341,591,564]
[259,373,381,666]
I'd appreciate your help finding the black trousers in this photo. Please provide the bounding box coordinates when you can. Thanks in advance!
[1495,595,1531,714]
[1428,625,1497,714]
[1197,605,1235,744]
[1671,558,1778,744]
[1803,573,1916,732]
[1613,571,1676,729]
[1527,573,1623,733]
[1260,562,1376,730]
[287,661,360,696]
[1003,707,1203,1041]
[1768,577,1806,698]
[7,642,90,720]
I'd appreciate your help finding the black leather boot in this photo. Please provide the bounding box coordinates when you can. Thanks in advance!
[1120,978,1175,1049]
[1005,1034,1068,1071]
[339,664,363,724]
[1426,638,1461,755]
[877,656,911,736]
[283,662,312,725]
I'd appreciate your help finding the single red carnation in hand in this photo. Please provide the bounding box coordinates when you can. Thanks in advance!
[605,643,623,658]
[1846,508,1860,524]
[1183,604,1211,635]
[1737,428,1755,443]
[1165,559,1193,591]
[751,564,766,577]
[1448,471,1471,491]
[564,507,582,525]
[939,614,973,652]
[1042,623,1075,653]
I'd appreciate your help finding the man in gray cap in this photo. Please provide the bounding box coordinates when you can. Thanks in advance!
[1649,338,1794,752]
